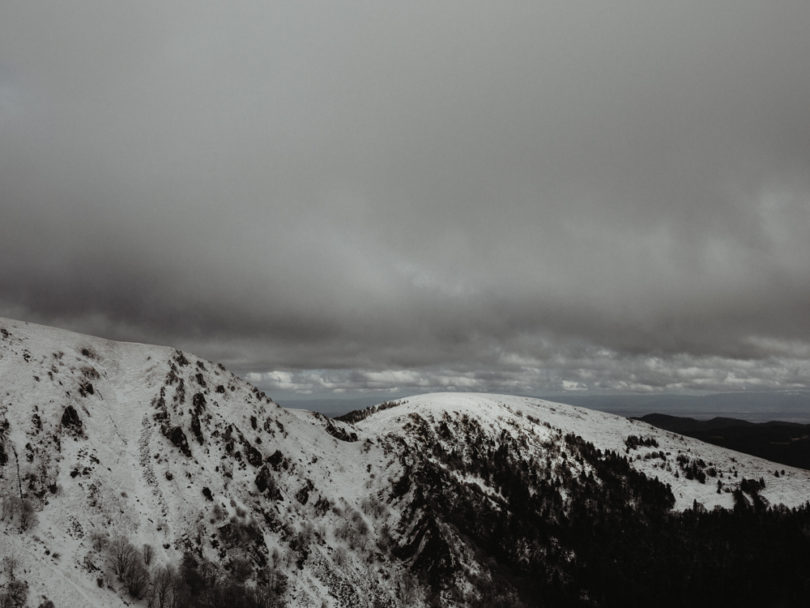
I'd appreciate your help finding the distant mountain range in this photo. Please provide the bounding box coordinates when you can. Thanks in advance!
[638,414,810,470]
[3,317,810,607]
[544,391,810,423]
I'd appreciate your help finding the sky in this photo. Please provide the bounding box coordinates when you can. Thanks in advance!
[2,2,810,403]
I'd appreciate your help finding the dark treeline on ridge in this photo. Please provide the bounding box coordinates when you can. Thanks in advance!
[394,413,810,607]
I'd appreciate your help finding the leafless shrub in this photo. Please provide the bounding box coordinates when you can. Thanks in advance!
[229,556,252,583]
[334,507,370,551]
[361,495,387,518]
[90,531,108,552]
[0,554,28,608]
[0,494,14,522]
[376,523,394,552]
[0,495,37,531]
[333,545,348,567]
[0,579,28,608]
[398,572,421,606]
[212,502,227,521]
[2,555,19,580]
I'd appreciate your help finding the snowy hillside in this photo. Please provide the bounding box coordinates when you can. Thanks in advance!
[356,392,810,511]
[2,318,810,607]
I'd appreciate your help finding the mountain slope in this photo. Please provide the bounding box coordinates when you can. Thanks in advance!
[354,393,810,511]
[0,318,413,607]
[2,318,810,607]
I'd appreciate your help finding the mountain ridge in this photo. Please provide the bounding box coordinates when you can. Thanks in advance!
[3,317,810,607]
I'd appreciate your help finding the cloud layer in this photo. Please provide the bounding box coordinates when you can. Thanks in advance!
[2,2,810,397]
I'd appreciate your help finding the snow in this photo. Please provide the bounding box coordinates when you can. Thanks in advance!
[357,392,810,510]
[2,318,810,607]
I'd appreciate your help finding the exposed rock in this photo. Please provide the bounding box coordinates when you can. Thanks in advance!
[166,425,191,457]
[61,405,82,431]
[191,412,204,445]
[255,466,282,500]
[267,449,286,471]
[325,420,358,443]
[244,442,263,467]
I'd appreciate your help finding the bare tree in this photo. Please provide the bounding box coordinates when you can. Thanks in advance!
[17,499,36,532]
[10,446,22,503]
[0,552,28,608]
[247,569,288,608]
[142,543,154,566]
[1,555,19,581]
[108,537,151,599]
[109,537,138,579]
[0,495,37,532]
[148,565,176,608]
[125,559,150,599]
[0,580,28,608]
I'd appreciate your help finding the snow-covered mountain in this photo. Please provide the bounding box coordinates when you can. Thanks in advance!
[2,317,809,607]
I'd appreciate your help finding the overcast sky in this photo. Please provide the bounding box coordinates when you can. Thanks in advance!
[2,2,810,401]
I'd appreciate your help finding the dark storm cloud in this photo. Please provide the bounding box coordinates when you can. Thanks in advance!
[2,1,810,394]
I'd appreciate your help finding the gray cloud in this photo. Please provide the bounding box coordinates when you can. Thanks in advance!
[2,2,810,396]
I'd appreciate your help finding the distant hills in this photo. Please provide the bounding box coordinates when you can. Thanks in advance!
[639,413,810,470]
[542,391,810,423]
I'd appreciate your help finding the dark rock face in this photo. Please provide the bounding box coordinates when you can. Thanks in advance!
[245,444,262,467]
[167,426,191,457]
[61,405,82,431]
[325,420,358,442]
[255,465,272,492]
[255,466,282,500]
[267,449,286,471]
[294,482,313,505]
[191,412,204,445]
